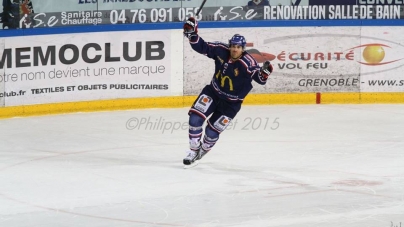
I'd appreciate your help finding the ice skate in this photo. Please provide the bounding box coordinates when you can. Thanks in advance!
[183,150,200,168]
[183,148,209,169]
[198,148,208,161]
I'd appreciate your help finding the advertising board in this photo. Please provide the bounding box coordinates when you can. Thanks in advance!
[1,29,183,106]
[359,26,404,92]
[184,27,363,94]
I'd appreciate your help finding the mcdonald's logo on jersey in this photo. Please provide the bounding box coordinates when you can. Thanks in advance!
[215,70,234,91]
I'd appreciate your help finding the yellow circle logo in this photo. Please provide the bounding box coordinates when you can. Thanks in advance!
[363,46,385,64]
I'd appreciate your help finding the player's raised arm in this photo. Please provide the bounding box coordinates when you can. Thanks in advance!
[183,17,227,59]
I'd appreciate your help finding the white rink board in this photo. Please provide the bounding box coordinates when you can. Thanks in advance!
[0,39,4,107]
[359,26,404,92]
[183,27,362,95]
[2,30,182,107]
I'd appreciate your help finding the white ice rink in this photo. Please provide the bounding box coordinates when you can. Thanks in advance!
[0,105,403,227]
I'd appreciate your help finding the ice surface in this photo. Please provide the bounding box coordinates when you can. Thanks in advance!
[0,105,403,227]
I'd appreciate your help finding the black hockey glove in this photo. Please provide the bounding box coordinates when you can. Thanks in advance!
[183,17,198,39]
[260,61,273,79]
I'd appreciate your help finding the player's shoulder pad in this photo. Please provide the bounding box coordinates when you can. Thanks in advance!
[239,52,259,69]
[207,41,229,50]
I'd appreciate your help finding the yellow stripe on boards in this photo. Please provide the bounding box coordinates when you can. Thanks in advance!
[243,93,316,105]
[320,92,404,104]
[1,93,404,119]
[320,93,362,104]
[0,96,196,119]
[360,93,404,104]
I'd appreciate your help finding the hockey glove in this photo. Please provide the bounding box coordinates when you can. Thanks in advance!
[183,17,198,39]
[260,61,273,79]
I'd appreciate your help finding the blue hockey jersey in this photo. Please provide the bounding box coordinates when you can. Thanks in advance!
[189,35,268,102]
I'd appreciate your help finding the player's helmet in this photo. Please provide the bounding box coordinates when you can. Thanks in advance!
[229,34,246,49]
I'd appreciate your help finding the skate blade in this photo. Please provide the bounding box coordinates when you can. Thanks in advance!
[183,160,199,169]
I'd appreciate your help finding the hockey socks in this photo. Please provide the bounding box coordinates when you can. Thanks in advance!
[188,113,204,151]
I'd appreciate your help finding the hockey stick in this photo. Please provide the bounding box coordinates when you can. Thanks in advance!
[195,0,207,16]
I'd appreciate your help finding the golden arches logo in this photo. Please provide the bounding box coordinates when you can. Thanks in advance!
[349,43,403,66]
[215,70,234,91]
[220,76,233,91]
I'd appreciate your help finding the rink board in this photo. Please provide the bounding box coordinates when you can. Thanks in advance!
[2,92,404,119]
[184,26,404,94]
[184,27,362,94]
[1,20,404,118]
[0,39,4,107]
[1,30,183,107]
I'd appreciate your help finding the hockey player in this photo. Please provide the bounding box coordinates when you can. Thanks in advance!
[182,17,273,167]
